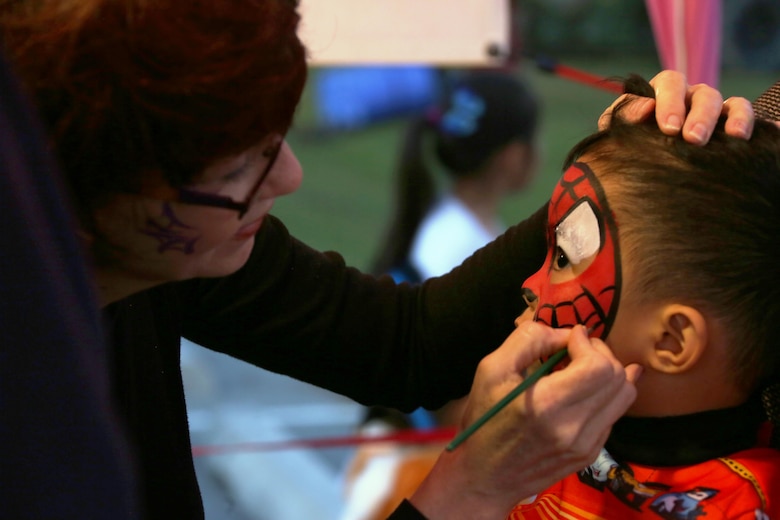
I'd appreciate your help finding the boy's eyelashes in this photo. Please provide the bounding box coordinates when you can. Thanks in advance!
[553,246,571,270]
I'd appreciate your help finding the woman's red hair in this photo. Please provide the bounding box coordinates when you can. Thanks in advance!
[0,0,308,224]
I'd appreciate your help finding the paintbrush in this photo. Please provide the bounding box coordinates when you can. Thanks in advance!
[446,347,569,451]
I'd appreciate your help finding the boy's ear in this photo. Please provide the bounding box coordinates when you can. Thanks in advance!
[649,304,708,374]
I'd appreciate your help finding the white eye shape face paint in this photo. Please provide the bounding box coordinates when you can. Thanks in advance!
[555,200,600,266]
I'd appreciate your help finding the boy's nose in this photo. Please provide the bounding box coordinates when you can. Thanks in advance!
[522,287,538,309]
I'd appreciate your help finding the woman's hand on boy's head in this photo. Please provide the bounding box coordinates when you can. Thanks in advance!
[599,70,755,145]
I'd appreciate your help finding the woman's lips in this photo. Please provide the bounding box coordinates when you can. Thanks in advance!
[233,216,264,240]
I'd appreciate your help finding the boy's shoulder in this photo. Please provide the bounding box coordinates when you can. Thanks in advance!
[509,446,780,519]
[718,446,780,505]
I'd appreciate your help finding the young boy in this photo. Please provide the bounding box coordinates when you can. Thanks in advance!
[509,76,780,519]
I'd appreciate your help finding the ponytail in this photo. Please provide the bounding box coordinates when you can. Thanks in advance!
[370,114,437,277]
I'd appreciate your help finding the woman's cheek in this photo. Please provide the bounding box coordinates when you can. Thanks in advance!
[163,206,242,251]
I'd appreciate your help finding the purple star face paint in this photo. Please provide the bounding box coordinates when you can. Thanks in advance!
[142,203,199,254]
[92,138,303,294]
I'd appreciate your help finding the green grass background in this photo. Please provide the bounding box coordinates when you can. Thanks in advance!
[276,55,778,271]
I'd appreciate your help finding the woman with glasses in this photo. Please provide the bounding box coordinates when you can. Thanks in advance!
[0,1,756,518]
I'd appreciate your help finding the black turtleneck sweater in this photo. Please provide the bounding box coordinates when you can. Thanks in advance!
[606,396,768,467]
[105,208,548,519]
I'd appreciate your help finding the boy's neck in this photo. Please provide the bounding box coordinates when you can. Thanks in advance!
[607,396,766,466]
[628,331,749,418]
[630,372,748,417]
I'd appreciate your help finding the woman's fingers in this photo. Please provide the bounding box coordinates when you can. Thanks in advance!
[410,322,644,517]
[598,94,654,131]
[530,326,638,454]
[721,96,755,139]
[650,70,694,135]
[598,69,755,145]
[676,82,723,144]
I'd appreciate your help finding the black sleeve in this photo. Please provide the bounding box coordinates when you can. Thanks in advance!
[387,500,428,519]
[0,54,139,517]
[178,204,548,412]
[753,80,780,121]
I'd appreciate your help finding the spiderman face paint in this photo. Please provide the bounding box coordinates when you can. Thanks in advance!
[522,162,621,339]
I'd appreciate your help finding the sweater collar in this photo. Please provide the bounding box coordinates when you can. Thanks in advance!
[605,396,767,466]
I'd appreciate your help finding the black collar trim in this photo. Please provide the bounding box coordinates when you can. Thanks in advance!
[605,397,766,466]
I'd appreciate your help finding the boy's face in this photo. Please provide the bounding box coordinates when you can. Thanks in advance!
[521,161,621,339]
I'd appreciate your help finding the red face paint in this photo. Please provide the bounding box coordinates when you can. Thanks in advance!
[522,162,621,339]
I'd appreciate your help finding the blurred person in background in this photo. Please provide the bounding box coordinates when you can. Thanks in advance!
[342,71,541,520]
[371,71,541,283]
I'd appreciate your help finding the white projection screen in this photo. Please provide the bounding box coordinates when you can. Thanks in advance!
[298,0,511,66]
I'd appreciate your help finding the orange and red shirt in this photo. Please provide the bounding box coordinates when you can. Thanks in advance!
[510,446,780,520]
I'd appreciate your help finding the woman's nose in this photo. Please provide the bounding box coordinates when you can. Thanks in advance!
[260,141,303,199]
